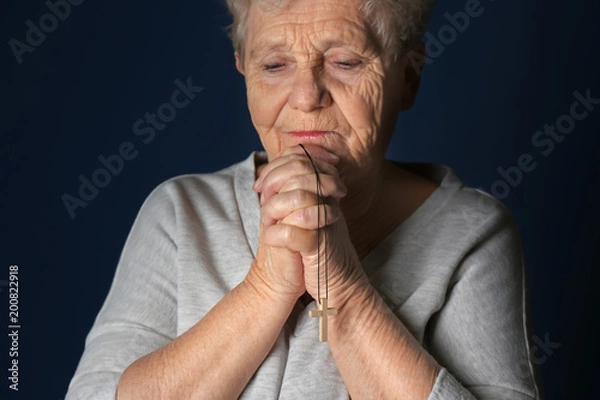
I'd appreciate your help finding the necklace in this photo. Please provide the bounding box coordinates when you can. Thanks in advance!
[298,144,338,342]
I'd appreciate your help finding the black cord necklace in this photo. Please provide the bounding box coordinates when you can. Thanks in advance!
[299,144,338,342]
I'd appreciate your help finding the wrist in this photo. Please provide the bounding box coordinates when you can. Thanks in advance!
[328,274,381,338]
[243,260,301,307]
[328,262,373,312]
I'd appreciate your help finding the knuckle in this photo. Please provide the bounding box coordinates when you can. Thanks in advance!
[285,175,304,191]
[262,199,275,214]
[291,189,309,208]
[295,207,311,224]
[289,159,308,172]
[324,176,346,197]
[281,224,294,243]
[265,224,292,247]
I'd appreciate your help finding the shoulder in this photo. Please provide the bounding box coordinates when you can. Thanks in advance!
[147,153,255,203]
[428,166,524,275]
[134,153,257,224]
[400,162,520,253]
[444,180,517,243]
[392,164,525,298]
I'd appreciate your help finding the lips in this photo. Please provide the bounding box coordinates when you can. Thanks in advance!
[281,130,341,165]
[287,130,330,139]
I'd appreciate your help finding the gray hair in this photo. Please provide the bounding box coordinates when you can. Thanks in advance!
[223,0,436,59]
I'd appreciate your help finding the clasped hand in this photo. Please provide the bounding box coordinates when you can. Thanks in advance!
[249,145,367,305]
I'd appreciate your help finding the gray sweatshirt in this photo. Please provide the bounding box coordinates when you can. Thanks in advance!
[66,152,541,399]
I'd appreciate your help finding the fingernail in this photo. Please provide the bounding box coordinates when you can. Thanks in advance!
[254,176,264,192]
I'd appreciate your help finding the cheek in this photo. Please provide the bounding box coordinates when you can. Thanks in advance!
[246,77,288,131]
[245,74,293,158]
[355,75,384,130]
[334,71,385,148]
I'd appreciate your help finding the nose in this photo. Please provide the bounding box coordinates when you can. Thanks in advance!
[288,67,332,112]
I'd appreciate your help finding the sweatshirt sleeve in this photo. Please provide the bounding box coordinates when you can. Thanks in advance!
[426,205,541,400]
[65,181,179,400]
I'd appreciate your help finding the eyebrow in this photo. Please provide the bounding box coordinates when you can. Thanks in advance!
[248,42,289,61]
[248,38,371,63]
[246,20,375,62]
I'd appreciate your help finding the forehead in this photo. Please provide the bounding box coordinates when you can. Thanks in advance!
[246,0,373,57]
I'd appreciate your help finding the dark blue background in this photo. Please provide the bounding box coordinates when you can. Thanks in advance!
[1,0,599,398]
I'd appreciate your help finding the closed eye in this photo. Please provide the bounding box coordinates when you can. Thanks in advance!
[333,60,362,70]
[264,63,286,71]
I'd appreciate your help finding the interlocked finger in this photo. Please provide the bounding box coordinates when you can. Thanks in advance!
[262,223,320,253]
[255,156,342,198]
[280,203,339,230]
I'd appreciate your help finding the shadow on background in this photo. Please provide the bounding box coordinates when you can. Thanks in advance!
[1,0,599,398]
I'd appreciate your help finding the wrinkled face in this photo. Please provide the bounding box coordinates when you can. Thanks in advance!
[237,0,411,182]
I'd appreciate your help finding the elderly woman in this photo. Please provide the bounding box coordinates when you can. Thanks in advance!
[66,0,541,398]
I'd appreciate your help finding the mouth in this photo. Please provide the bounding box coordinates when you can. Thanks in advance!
[286,130,332,139]
[279,131,341,165]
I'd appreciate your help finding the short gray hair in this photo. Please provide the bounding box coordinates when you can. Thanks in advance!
[223,0,436,59]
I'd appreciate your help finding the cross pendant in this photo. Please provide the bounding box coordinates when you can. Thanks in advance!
[309,298,338,342]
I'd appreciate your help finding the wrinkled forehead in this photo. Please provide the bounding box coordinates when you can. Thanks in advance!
[245,0,376,60]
